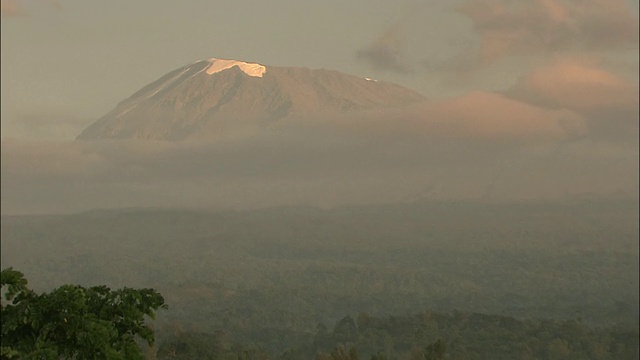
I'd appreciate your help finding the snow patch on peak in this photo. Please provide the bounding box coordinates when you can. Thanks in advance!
[205,58,266,77]
[365,77,378,82]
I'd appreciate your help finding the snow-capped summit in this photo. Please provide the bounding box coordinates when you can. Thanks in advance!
[77,58,426,141]
[204,58,267,77]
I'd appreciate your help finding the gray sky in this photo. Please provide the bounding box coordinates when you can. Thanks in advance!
[2,0,636,140]
[1,0,638,214]
[0,0,465,136]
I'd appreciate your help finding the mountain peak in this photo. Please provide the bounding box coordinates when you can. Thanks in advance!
[77,59,426,141]
[203,58,267,77]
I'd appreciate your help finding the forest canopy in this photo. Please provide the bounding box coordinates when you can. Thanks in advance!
[0,267,166,359]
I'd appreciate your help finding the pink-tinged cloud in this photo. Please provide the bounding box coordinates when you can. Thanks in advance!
[511,58,639,112]
[309,92,587,142]
[413,92,587,140]
[1,0,24,17]
[455,0,639,64]
[539,0,568,22]
[0,0,63,17]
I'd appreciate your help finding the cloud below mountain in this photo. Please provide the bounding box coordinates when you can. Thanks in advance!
[2,102,636,215]
[509,57,638,112]
[506,56,639,143]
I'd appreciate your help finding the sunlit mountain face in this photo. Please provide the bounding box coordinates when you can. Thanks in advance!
[77,58,426,141]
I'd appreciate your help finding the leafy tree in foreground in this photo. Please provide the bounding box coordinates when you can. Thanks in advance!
[1,267,166,359]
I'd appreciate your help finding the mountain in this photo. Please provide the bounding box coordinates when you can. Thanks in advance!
[77,58,426,141]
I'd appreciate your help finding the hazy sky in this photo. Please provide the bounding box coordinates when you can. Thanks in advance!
[2,0,637,140]
[0,0,462,137]
[1,0,638,214]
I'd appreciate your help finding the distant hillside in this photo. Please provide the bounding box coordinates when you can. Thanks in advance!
[2,199,637,329]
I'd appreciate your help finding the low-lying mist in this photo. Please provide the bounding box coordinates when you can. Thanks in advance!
[2,113,637,215]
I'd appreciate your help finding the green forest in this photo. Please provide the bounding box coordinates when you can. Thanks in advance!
[1,199,638,359]
[154,311,638,359]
